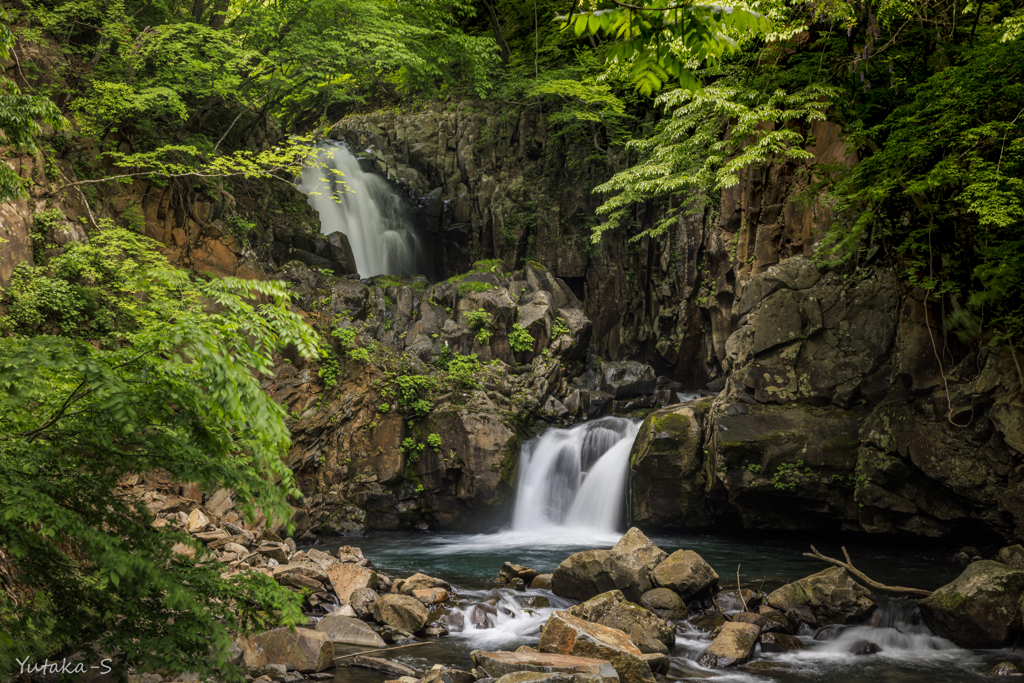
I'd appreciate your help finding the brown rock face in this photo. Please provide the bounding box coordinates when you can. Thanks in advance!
[650,550,719,600]
[469,650,619,683]
[698,622,760,668]
[238,627,334,672]
[766,567,875,628]
[539,610,654,683]
[327,564,382,604]
[567,590,675,654]
[372,593,430,633]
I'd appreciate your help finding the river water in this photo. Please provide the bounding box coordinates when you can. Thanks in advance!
[322,419,1018,682]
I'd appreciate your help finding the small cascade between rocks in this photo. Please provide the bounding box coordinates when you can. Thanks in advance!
[299,141,421,278]
[510,417,640,542]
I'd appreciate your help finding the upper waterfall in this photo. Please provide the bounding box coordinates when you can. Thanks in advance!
[299,142,421,278]
[511,417,640,540]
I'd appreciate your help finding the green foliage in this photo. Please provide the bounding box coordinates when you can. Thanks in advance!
[457,280,495,295]
[465,308,492,345]
[446,353,481,389]
[317,342,341,391]
[817,37,1024,348]
[594,77,836,242]
[509,323,535,354]
[427,432,442,449]
[551,317,571,340]
[0,248,314,678]
[0,9,68,201]
[560,1,771,95]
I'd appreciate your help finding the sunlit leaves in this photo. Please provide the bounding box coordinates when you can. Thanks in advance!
[559,1,771,95]
[592,77,835,242]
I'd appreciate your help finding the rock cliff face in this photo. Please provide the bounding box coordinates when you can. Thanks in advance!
[629,258,1024,542]
[327,104,1023,542]
[262,259,602,532]
[329,104,854,389]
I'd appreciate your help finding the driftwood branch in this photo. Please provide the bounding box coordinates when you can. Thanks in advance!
[803,545,933,597]
[736,564,748,611]
[335,641,428,660]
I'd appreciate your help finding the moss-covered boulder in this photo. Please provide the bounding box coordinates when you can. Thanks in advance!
[650,550,719,601]
[567,590,675,654]
[765,567,874,627]
[919,560,1024,648]
[629,404,712,527]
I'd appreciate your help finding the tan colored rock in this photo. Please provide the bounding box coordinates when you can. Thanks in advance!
[194,529,231,544]
[328,564,382,604]
[539,610,653,683]
[257,543,289,564]
[206,488,235,518]
[470,650,618,683]
[650,550,718,600]
[171,542,195,558]
[238,627,334,672]
[412,588,449,605]
[314,614,386,647]
[271,563,330,584]
[567,590,674,654]
[393,572,452,595]
[223,542,249,555]
[186,509,210,533]
[531,574,553,590]
[373,594,430,633]
[698,622,760,668]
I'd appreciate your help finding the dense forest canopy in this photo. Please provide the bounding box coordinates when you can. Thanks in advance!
[1,0,1023,677]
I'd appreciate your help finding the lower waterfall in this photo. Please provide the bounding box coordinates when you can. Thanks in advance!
[511,417,640,539]
[299,141,421,278]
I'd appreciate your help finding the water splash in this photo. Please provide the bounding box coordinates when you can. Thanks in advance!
[299,142,420,278]
[511,417,640,540]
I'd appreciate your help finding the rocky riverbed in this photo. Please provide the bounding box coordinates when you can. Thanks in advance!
[107,505,1024,683]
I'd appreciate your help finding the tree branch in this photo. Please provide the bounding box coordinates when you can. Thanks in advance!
[802,545,932,597]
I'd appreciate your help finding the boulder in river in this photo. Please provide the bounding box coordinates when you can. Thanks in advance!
[698,622,760,668]
[539,610,654,683]
[313,613,386,647]
[551,528,666,603]
[393,572,452,595]
[238,627,334,672]
[997,545,1024,570]
[918,560,1024,648]
[758,632,806,653]
[649,550,718,600]
[349,586,378,619]
[470,650,619,683]
[499,562,540,584]
[765,567,875,627]
[327,564,381,604]
[373,593,430,633]
[639,588,687,620]
[988,661,1024,676]
[567,590,675,654]
[531,574,553,590]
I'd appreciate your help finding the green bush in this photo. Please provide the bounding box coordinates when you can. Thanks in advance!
[509,323,535,353]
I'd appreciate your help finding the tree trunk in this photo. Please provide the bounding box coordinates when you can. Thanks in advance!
[481,0,511,64]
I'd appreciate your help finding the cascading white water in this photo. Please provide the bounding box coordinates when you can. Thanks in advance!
[511,417,640,541]
[299,141,420,278]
